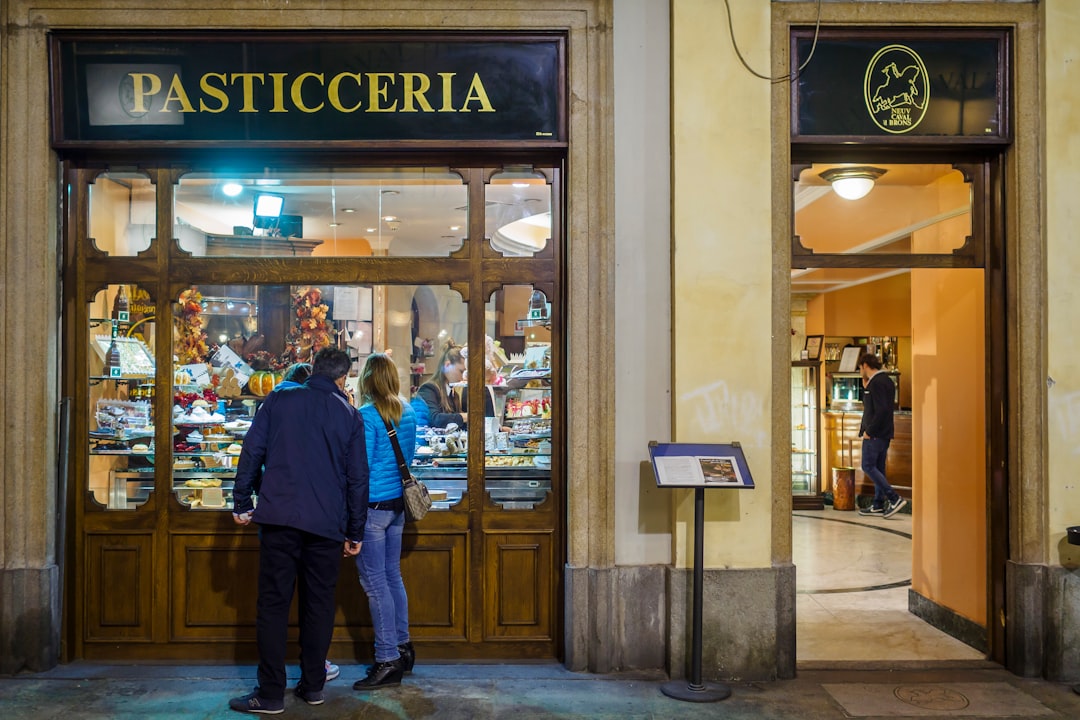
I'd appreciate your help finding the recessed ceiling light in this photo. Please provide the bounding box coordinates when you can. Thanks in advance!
[449,225,461,231]
[222,182,243,197]
[382,215,397,222]
[342,208,355,213]
[329,222,341,227]
[366,227,377,232]
[381,189,399,196]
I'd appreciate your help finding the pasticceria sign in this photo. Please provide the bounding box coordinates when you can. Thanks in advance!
[790,29,1008,143]
[50,33,564,147]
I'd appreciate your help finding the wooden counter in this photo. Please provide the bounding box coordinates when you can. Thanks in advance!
[823,411,912,499]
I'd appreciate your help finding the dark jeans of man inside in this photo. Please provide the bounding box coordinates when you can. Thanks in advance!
[256,524,342,700]
[861,436,899,509]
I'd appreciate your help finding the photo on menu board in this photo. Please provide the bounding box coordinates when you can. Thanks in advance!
[652,454,749,488]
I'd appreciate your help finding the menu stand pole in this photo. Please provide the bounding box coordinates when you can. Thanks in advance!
[660,486,732,703]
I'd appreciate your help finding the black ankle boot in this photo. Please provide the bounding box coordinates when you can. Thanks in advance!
[397,642,415,674]
[352,658,404,690]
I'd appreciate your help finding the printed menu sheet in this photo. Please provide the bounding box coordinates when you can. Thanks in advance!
[648,442,755,489]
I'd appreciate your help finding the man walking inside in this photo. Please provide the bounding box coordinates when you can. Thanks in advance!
[856,352,908,519]
[230,348,368,714]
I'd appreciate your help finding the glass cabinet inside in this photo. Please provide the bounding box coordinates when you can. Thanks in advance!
[791,362,820,501]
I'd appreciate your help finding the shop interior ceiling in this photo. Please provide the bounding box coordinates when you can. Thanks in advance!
[174,170,551,257]
[791,163,964,297]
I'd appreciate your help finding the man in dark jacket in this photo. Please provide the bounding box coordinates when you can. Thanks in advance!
[856,352,908,519]
[229,348,368,714]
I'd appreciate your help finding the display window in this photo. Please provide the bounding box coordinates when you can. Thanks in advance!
[86,283,157,510]
[79,165,560,515]
[174,169,469,258]
[485,168,553,257]
[87,172,156,256]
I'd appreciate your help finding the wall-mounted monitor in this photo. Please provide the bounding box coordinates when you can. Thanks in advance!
[277,214,303,238]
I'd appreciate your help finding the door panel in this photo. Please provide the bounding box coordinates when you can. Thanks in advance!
[484,530,553,640]
[85,533,154,641]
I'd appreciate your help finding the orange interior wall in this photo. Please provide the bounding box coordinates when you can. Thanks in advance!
[310,237,372,256]
[813,275,913,408]
[910,214,986,626]
[822,274,911,336]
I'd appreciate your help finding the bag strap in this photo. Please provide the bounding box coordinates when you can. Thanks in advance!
[382,416,412,486]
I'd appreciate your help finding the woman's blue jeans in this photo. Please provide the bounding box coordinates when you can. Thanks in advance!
[356,508,410,662]
[861,436,897,508]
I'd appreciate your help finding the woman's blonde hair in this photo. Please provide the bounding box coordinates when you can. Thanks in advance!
[360,353,404,423]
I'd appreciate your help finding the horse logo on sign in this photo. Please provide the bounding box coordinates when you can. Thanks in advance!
[864,44,930,134]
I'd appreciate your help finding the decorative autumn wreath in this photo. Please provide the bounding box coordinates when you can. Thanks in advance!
[284,286,333,362]
[174,288,209,365]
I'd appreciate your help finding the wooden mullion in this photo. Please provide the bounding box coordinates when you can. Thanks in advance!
[791,252,978,270]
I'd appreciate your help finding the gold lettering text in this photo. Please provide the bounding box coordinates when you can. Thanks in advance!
[400,73,434,112]
[328,72,363,112]
[128,73,162,114]
[230,73,266,113]
[291,72,325,113]
[366,73,397,112]
[268,73,288,113]
[162,75,196,113]
[199,73,229,113]
[460,73,494,112]
[438,72,456,112]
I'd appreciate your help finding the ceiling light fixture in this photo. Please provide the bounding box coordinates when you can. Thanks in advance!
[222,182,244,197]
[819,166,887,201]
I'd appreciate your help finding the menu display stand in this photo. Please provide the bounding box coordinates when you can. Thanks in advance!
[648,441,755,703]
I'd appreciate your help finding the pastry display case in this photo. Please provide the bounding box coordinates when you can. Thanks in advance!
[411,345,553,511]
[791,361,823,509]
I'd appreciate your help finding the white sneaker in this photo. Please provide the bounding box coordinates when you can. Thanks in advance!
[324,660,340,681]
[883,497,908,518]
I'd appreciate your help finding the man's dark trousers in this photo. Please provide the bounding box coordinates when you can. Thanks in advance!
[255,524,342,699]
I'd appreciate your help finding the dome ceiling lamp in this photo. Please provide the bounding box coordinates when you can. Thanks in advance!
[819,166,887,201]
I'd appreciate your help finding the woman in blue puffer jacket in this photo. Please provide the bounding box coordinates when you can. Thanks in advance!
[354,353,417,690]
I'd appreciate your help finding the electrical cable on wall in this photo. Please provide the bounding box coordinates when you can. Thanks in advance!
[723,0,823,83]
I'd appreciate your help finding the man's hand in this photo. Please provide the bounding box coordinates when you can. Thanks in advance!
[232,511,253,526]
[343,540,362,557]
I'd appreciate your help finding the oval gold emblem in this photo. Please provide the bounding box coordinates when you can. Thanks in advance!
[863,44,930,134]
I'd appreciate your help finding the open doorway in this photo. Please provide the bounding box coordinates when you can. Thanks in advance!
[789,161,1005,664]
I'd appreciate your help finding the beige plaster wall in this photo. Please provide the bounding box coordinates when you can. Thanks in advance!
[672,0,773,568]
[613,0,672,566]
[1046,0,1080,568]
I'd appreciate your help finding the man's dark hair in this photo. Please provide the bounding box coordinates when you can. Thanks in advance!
[312,348,351,380]
[857,352,883,370]
[282,362,312,384]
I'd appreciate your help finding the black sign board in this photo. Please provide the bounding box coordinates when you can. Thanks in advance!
[50,33,565,147]
[792,30,1008,143]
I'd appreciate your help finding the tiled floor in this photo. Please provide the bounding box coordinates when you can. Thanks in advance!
[794,508,986,664]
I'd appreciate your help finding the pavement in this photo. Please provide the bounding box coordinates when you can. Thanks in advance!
[1,661,1080,719]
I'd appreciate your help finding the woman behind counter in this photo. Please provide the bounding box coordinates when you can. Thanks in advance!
[411,342,467,428]
[411,341,498,428]
[353,353,417,689]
